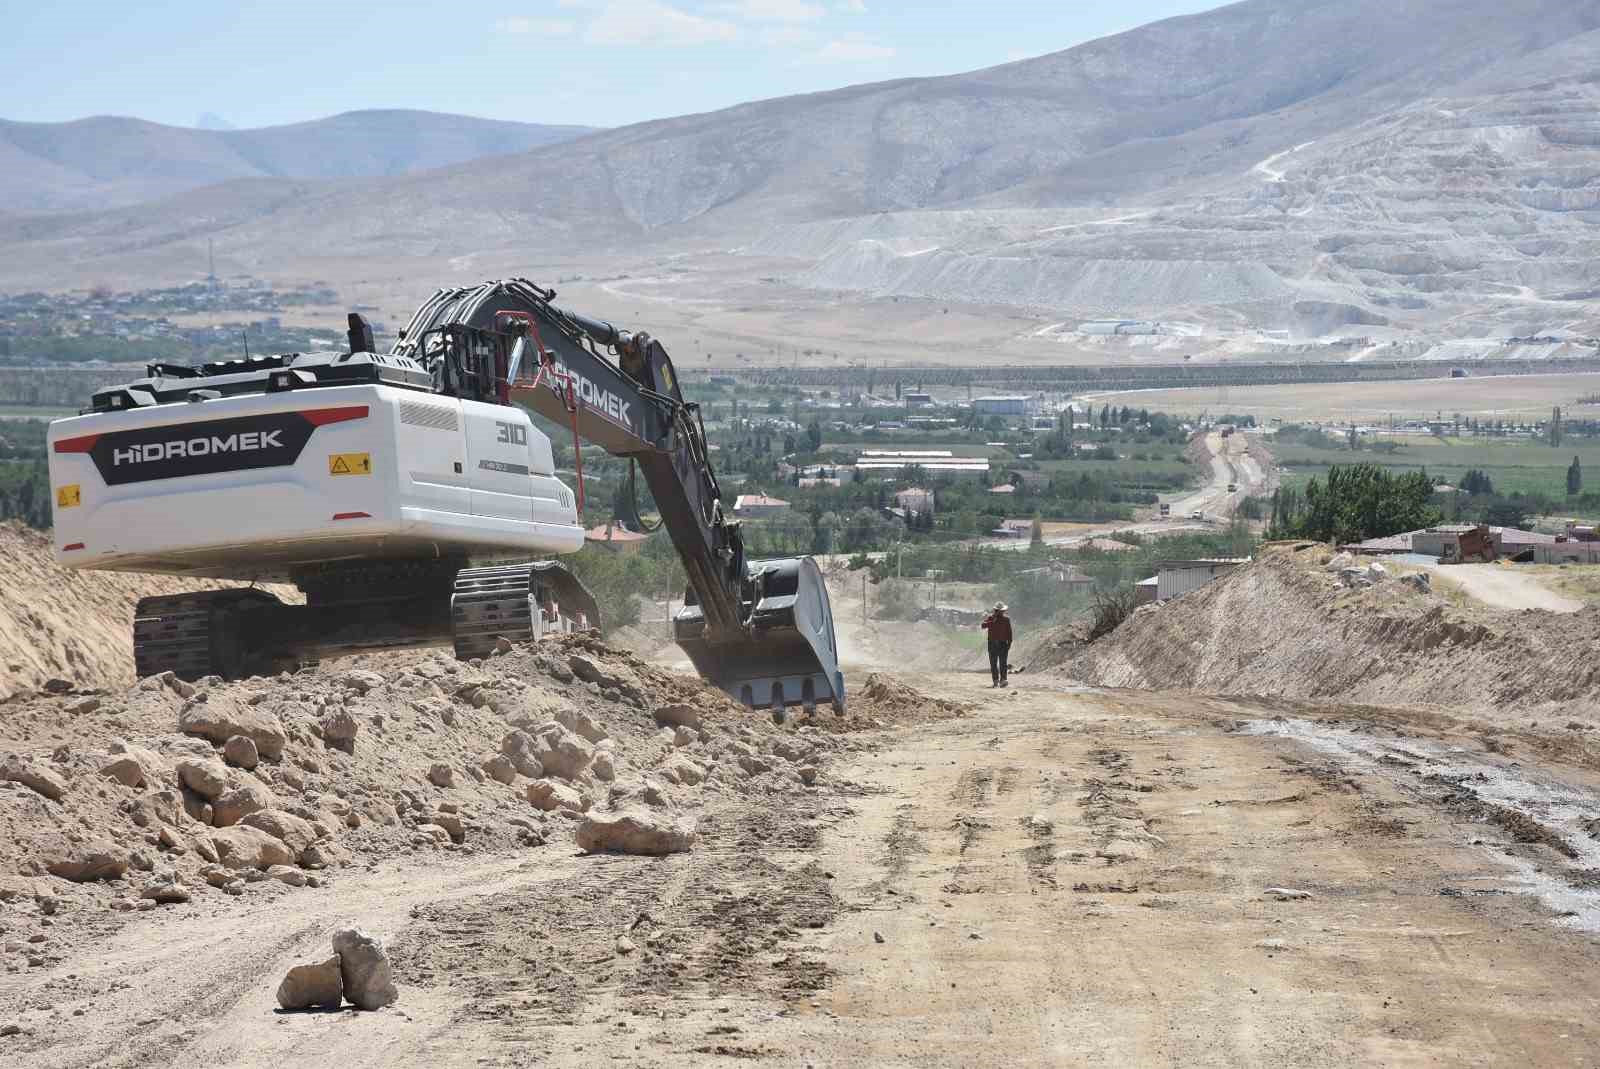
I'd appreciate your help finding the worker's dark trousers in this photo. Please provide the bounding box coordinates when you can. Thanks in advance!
[988,640,1011,684]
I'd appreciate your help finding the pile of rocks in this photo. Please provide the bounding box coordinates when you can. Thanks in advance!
[0,632,855,941]
[277,927,398,1011]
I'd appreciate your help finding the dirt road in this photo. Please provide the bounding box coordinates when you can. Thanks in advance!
[9,668,1600,1066]
[1167,431,1262,521]
[1426,562,1585,613]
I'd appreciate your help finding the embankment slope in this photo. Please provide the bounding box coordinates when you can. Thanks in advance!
[1042,545,1600,720]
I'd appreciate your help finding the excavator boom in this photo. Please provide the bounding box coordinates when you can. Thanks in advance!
[393,279,845,713]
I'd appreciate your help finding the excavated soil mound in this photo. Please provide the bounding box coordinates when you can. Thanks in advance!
[848,673,971,726]
[1044,545,1600,722]
[0,634,867,968]
[0,521,291,701]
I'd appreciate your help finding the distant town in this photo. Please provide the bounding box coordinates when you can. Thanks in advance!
[0,278,364,368]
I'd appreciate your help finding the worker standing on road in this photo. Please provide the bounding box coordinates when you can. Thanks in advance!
[981,602,1013,688]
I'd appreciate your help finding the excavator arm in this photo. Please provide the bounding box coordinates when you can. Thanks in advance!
[392,279,845,713]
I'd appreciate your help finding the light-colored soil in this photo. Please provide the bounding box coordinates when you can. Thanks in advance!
[0,521,296,701]
[1048,544,1600,730]
[1425,561,1585,613]
[7,548,1600,1066]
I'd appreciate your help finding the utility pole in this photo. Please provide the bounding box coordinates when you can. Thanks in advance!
[862,572,868,625]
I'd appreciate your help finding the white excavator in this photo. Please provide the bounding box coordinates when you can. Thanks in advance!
[45,279,844,713]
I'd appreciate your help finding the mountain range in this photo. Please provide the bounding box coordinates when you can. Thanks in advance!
[6,0,1600,345]
[0,110,597,214]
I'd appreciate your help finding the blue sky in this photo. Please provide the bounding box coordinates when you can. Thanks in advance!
[2,1,1224,130]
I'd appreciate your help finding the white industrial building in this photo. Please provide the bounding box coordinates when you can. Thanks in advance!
[973,396,1035,417]
[1153,559,1249,602]
[733,494,791,519]
[854,450,990,480]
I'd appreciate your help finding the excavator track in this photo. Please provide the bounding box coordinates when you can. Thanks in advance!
[133,589,285,680]
[450,564,538,661]
[133,593,217,679]
[450,560,604,661]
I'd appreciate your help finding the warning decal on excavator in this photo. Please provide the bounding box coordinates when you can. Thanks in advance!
[327,452,372,476]
[56,484,81,508]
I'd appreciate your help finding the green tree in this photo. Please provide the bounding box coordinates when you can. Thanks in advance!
[1569,455,1583,497]
[1029,516,1044,546]
[805,419,822,452]
[1288,464,1440,544]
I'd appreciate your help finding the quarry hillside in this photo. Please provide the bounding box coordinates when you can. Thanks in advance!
[8,0,1600,340]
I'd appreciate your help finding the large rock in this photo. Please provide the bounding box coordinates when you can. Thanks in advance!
[140,877,192,904]
[654,703,702,731]
[432,811,466,843]
[1,755,67,801]
[427,763,454,788]
[238,809,318,859]
[554,708,608,744]
[609,776,673,809]
[129,789,183,829]
[44,839,130,881]
[212,781,277,827]
[332,928,398,1010]
[320,710,359,755]
[660,756,706,786]
[300,840,352,870]
[532,723,594,780]
[176,758,228,801]
[178,695,286,761]
[99,745,167,789]
[222,735,259,770]
[340,670,386,695]
[209,825,295,870]
[499,731,544,779]
[576,810,697,856]
[771,738,812,764]
[482,753,519,785]
[277,956,344,1011]
[525,779,588,812]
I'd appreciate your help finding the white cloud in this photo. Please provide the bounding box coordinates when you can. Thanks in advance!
[814,34,894,62]
[494,16,577,34]
[759,25,821,47]
[584,0,740,45]
[836,0,866,11]
[719,0,826,21]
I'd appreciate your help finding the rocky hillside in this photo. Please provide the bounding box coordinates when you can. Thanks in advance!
[0,110,597,214]
[1043,545,1600,721]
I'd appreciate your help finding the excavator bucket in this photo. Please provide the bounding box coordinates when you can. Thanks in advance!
[674,557,846,713]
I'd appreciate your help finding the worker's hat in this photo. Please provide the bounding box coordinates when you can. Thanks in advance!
[994,602,1007,611]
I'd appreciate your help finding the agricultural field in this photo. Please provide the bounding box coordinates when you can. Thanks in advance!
[1271,431,1600,501]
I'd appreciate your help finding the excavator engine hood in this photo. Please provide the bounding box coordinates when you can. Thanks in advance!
[674,556,845,712]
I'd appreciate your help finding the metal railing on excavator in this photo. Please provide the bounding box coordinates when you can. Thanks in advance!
[391,278,845,714]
